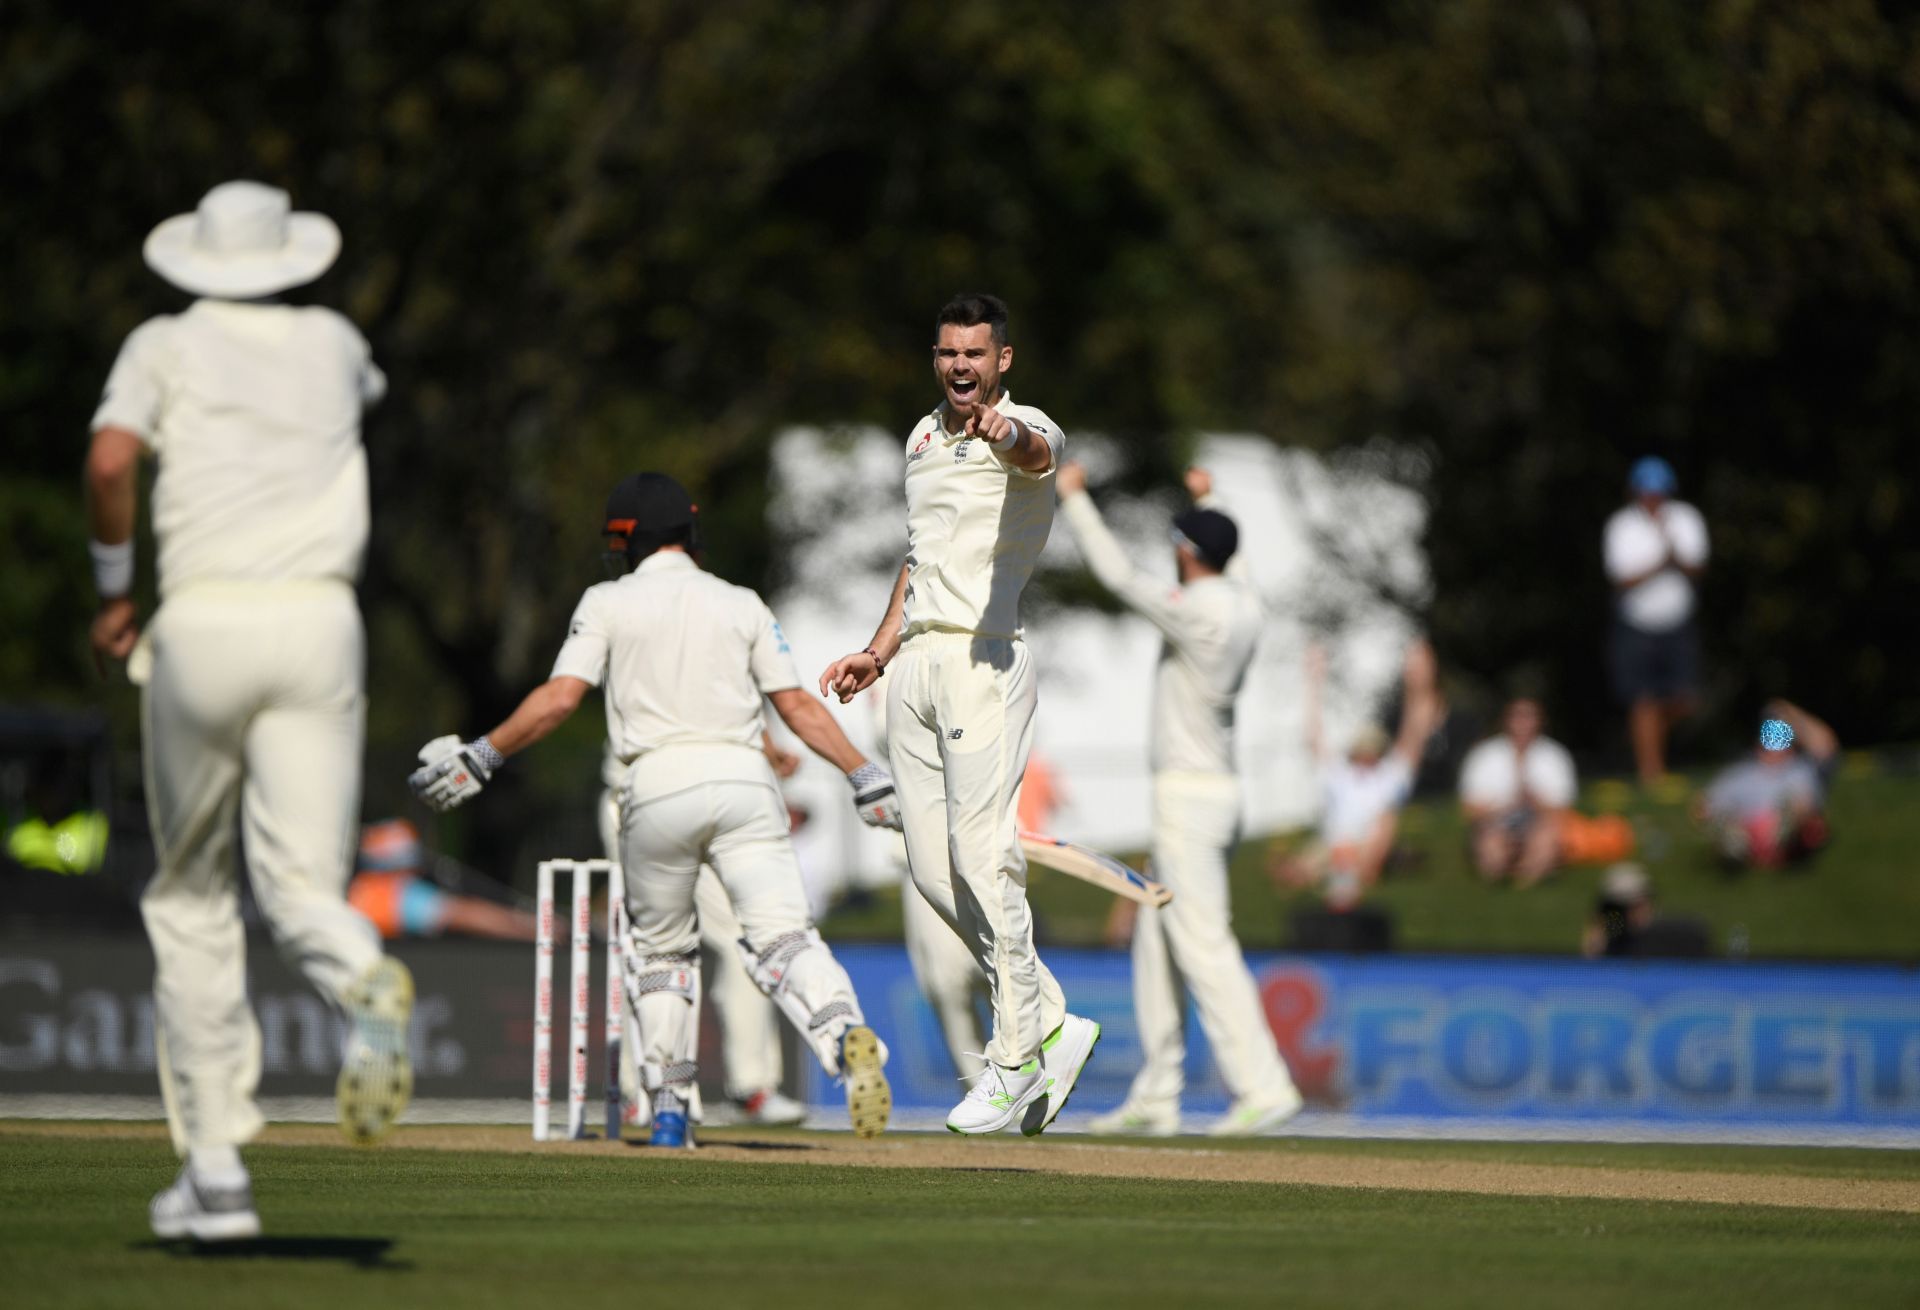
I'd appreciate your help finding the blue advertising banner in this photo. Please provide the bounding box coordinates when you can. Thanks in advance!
[804,947,1920,1143]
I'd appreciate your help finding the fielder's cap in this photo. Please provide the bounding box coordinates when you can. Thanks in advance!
[1628,456,1677,496]
[1601,862,1651,904]
[144,181,341,299]
[603,472,697,541]
[1172,506,1239,571]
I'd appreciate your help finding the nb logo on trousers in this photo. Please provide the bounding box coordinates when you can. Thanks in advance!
[947,728,964,740]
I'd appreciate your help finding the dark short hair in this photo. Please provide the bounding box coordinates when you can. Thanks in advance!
[934,293,1009,346]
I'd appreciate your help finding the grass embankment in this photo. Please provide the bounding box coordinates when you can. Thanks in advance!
[823,768,1920,960]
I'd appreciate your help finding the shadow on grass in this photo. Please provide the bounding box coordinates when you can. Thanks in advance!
[644,1138,815,1153]
[132,1237,408,1269]
[942,1166,1039,1175]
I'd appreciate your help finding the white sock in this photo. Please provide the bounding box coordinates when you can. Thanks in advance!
[187,1145,247,1185]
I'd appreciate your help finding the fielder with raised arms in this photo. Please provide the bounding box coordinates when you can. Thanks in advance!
[410,473,895,1146]
[820,293,1100,1136]
[1056,462,1303,1136]
[85,182,414,1242]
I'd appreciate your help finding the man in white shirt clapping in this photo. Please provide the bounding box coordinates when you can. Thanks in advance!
[1459,697,1578,887]
[1603,457,1709,787]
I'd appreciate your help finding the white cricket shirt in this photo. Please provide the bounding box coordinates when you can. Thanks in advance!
[1458,735,1578,810]
[91,299,386,598]
[1058,490,1259,776]
[900,391,1062,639]
[551,552,801,794]
[1604,500,1709,631]
[1320,753,1415,846]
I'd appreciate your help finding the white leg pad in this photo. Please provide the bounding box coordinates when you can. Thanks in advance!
[625,952,701,1095]
[736,928,869,1076]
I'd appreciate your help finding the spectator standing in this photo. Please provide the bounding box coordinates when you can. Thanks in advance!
[1604,457,1709,787]
[1460,697,1578,886]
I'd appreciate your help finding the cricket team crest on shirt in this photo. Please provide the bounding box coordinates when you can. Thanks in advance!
[953,440,973,462]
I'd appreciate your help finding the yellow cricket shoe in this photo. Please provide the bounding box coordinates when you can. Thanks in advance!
[337,956,414,1145]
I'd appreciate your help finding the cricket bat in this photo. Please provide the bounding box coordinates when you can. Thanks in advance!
[1018,831,1173,908]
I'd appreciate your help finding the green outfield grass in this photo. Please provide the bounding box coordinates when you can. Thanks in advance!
[4,1127,1917,1310]
[825,769,1920,961]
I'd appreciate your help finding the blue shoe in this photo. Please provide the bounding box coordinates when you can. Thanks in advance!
[649,1110,689,1148]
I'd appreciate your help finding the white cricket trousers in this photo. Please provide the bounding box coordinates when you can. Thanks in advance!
[616,744,863,1084]
[886,631,1065,1068]
[1124,772,1295,1111]
[138,583,382,1155]
[901,864,987,1078]
[598,787,781,1097]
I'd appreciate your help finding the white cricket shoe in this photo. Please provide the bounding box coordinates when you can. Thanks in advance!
[1021,1014,1101,1137]
[1206,1085,1304,1137]
[840,1025,892,1139]
[734,1088,808,1127]
[337,956,414,1145]
[149,1165,261,1243]
[946,1058,1047,1135]
[1087,1101,1180,1137]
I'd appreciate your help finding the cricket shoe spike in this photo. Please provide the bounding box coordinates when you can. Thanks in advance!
[946,1056,1048,1135]
[149,1165,261,1243]
[1021,1013,1101,1137]
[840,1025,891,1139]
[337,956,414,1145]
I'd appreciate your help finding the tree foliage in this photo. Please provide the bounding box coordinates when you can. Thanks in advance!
[5,1,1916,868]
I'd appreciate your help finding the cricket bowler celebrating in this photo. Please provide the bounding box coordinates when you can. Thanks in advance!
[1057,463,1303,1136]
[410,473,895,1146]
[820,293,1100,1135]
[85,182,413,1242]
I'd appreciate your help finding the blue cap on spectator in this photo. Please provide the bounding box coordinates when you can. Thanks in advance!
[1629,456,1677,495]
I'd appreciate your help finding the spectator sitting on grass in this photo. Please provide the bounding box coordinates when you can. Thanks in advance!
[1693,702,1837,871]
[1270,638,1442,910]
[1459,695,1577,887]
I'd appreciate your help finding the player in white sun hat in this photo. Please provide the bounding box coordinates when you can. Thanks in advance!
[820,293,1100,1136]
[1056,463,1304,1137]
[86,181,412,1243]
[410,473,896,1147]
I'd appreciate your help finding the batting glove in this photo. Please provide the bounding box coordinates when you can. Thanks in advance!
[408,734,504,813]
[847,762,902,831]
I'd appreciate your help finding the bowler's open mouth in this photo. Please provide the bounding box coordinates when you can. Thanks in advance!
[948,377,978,403]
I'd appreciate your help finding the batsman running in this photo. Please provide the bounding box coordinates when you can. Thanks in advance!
[820,293,1100,1136]
[86,182,413,1243]
[1057,463,1303,1136]
[410,473,895,1146]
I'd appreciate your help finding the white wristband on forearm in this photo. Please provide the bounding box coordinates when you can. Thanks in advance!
[988,420,1020,451]
[89,539,134,598]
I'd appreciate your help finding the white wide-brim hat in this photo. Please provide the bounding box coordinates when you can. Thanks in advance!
[143,180,340,298]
